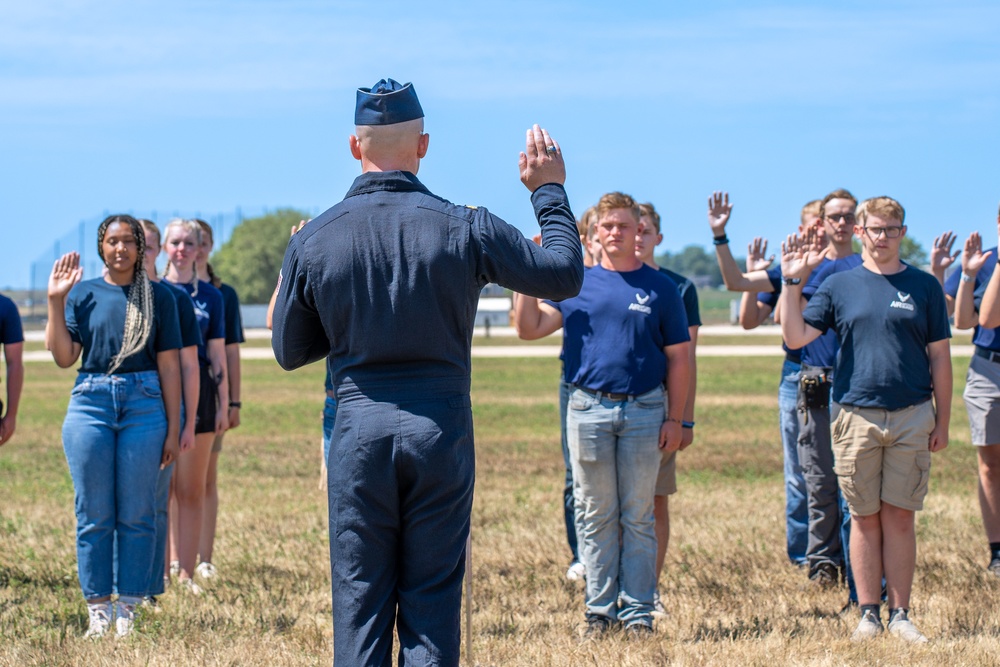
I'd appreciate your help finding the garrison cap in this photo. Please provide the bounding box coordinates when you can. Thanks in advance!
[355,78,424,126]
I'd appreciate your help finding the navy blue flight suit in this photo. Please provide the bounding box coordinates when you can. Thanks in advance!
[272,170,582,666]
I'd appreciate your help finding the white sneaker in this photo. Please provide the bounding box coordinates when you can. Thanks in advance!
[178,577,203,595]
[652,589,667,619]
[195,561,217,579]
[115,599,137,638]
[887,610,928,644]
[851,609,884,642]
[84,601,112,639]
[169,560,180,578]
[565,561,586,582]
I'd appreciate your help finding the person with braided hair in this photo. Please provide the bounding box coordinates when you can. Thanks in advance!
[46,214,182,638]
[161,218,228,593]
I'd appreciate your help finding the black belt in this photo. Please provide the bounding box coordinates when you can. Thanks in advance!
[975,347,1000,363]
[785,352,802,364]
[576,386,634,402]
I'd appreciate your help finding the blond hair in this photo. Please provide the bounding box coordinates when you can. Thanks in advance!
[857,197,905,226]
[596,192,640,222]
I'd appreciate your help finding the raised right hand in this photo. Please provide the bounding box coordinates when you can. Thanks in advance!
[48,252,82,299]
[746,237,774,272]
[707,191,732,235]
[930,231,959,276]
[962,231,993,275]
[519,124,565,192]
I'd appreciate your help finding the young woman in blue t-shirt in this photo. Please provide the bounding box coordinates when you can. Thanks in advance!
[161,218,228,593]
[193,218,245,580]
[46,214,182,638]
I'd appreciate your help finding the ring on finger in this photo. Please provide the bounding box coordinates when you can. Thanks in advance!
[546,145,557,154]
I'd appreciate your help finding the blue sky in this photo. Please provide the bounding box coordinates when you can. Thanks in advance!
[3,0,999,291]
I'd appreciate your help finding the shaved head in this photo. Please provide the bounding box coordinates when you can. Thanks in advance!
[352,118,427,173]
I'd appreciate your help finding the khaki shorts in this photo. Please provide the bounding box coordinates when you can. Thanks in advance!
[655,449,677,496]
[831,400,935,517]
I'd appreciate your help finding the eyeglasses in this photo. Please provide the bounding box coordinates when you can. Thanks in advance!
[825,213,856,224]
[864,226,904,239]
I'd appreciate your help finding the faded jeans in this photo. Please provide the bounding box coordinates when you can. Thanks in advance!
[63,371,166,600]
[779,359,808,566]
[567,385,664,628]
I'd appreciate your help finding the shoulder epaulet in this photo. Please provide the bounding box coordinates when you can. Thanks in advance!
[465,205,478,210]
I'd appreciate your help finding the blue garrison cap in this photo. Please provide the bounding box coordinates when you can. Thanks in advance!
[355,78,424,126]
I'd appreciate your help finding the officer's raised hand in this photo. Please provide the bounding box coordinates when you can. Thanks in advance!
[519,124,565,192]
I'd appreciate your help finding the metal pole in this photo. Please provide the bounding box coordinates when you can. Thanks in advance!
[465,531,472,666]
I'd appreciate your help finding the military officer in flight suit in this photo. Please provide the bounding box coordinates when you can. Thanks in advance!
[271,78,584,666]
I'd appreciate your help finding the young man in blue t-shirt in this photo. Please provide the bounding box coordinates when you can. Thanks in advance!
[781,196,951,645]
[0,293,24,447]
[515,192,691,637]
[944,215,1000,577]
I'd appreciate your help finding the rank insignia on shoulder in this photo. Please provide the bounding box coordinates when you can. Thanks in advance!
[465,205,478,210]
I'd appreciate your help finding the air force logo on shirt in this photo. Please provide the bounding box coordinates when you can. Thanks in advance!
[629,292,652,315]
[890,291,915,312]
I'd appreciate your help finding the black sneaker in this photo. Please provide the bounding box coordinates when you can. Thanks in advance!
[988,556,1000,578]
[584,614,613,639]
[809,563,838,588]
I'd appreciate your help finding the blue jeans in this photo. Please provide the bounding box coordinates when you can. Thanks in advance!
[567,385,664,627]
[63,371,166,600]
[329,381,474,666]
[322,394,337,465]
[779,359,808,566]
[559,380,580,564]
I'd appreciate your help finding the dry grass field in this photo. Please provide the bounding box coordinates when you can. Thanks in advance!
[2,348,999,666]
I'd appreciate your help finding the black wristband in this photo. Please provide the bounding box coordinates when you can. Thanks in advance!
[712,234,729,246]
[229,401,242,409]
[682,420,695,429]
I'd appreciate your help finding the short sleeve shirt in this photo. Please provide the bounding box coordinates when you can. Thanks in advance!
[219,283,246,345]
[802,265,951,410]
[800,255,864,367]
[0,294,24,346]
[658,267,701,328]
[163,279,225,367]
[161,281,203,350]
[64,278,182,374]
[547,264,690,395]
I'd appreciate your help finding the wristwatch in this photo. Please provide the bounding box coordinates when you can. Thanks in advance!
[783,277,802,286]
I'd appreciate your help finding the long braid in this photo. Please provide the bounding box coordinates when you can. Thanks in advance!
[100,215,155,374]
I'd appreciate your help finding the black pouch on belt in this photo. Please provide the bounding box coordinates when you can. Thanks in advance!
[797,367,831,420]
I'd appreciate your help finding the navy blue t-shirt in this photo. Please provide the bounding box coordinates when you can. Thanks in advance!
[803,265,951,410]
[162,281,202,350]
[800,254,864,367]
[64,278,183,374]
[758,265,801,360]
[944,248,1000,351]
[0,294,24,345]
[659,267,701,328]
[548,264,690,395]
[163,279,225,367]
[218,282,246,345]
